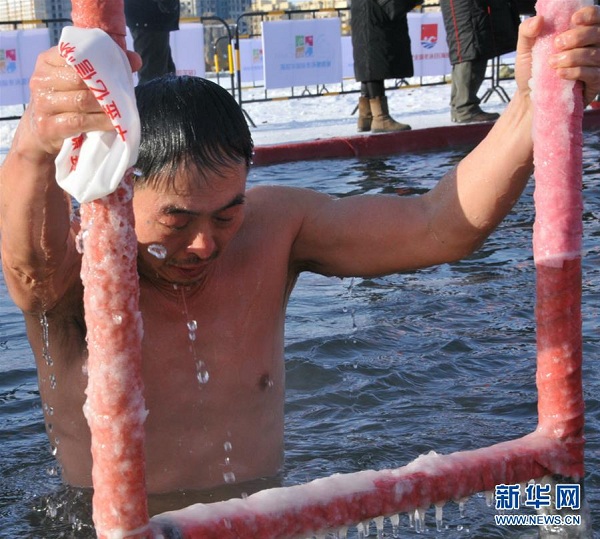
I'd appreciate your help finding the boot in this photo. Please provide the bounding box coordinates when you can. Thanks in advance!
[357,96,372,132]
[451,108,500,123]
[369,97,411,133]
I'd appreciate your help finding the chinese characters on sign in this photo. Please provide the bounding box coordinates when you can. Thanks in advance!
[495,483,581,511]
[58,41,129,172]
[493,483,582,529]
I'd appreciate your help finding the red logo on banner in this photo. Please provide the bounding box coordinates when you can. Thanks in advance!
[421,24,438,49]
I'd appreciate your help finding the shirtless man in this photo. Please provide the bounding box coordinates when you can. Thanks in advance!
[1,6,600,498]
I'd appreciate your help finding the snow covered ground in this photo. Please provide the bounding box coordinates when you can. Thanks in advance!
[0,74,518,159]
[238,77,516,146]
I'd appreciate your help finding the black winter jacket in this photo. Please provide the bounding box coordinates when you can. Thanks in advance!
[441,0,520,65]
[351,0,414,82]
[125,0,180,32]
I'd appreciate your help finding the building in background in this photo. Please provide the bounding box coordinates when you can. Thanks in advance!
[248,0,349,36]
[0,0,256,43]
[0,0,72,43]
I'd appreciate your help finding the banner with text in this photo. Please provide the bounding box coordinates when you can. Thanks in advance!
[262,18,342,90]
[0,29,51,107]
[408,11,451,78]
[341,36,354,80]
[236,38,264,85]
[170,22,206,78]
[125,23,206,83]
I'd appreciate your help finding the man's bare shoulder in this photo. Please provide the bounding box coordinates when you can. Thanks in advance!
[246,184,330,219]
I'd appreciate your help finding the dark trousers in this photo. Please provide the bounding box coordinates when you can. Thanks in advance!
[131,27,176,85]
[360,81,385,99]
[450,58,488,121]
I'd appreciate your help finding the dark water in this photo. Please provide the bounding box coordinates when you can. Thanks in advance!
[1,133,599,538]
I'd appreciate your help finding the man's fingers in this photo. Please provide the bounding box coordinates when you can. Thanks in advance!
[572,4,600,27]
[517,15,543,55]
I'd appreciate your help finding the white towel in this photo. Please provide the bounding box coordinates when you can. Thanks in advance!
[55,27,140,204]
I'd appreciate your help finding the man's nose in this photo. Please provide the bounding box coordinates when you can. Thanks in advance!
[187,230,216,260]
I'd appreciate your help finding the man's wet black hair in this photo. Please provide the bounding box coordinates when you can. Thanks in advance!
[133,75,254,188]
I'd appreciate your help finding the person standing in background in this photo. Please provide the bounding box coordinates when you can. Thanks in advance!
[441,0,521,123]
[125,0,180,84]
[350,0,421,133]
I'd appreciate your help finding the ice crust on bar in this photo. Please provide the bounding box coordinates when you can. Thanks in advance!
[531,0,591,266]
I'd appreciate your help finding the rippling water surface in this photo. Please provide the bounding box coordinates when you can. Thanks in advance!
[1,133,599,537]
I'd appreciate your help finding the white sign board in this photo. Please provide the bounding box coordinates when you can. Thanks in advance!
[170,22,206,78]
[126,23,206,83]
[262,18,342,90]
[236,38,263,85]
[0,29,51,106]
[408,12,451,78]
[341,35,354,80]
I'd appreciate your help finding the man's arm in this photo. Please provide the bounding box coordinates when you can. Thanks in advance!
[291,6,600,278]
[0,48,116,313]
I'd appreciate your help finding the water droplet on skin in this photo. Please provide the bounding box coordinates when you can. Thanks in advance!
[224,441,232,452]
[147,243,167,259]
[50,445,58,456]
[49,374,57,389]
[259,374,274,390]
[112,313,123,325]
[40,313,54,367]
[223,471,236,484]
[188,331,196,342]
[197,369,209,384]
[43,351,53,367]
[187,320,198,331]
